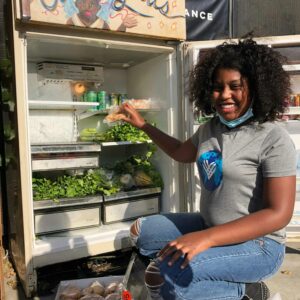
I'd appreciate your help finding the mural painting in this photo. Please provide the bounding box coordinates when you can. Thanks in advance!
[27,0,186,39]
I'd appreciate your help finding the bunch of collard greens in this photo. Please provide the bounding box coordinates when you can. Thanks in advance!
[32,169,120,201]
[102,122,150,142]
[80,123,152,143]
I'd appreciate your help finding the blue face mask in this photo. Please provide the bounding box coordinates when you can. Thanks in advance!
[217,105,254,128]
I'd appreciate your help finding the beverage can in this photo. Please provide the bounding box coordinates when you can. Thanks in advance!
[105,94,111,109]
[84,90,97,102]
[97,90,106,110]
[110,93,119,106]
[119,93,128,104]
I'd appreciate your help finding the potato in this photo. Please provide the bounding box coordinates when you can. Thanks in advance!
[104,282,119,295]
[79,296,105,300]
[90,281,105,296]
[104,293,121,300]
[59,285,81,300]
[81,286,94,296]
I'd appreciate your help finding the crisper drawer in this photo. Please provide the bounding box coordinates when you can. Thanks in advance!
[33,196,102,235]
[102,188,161,224]
[31,142,101,171]
[32,155,99,171]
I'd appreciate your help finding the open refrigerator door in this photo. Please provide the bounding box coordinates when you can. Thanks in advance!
[280,59,300,239]
[184,37,300,239]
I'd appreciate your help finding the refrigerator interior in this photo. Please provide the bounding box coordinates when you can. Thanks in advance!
[23,32,182,268]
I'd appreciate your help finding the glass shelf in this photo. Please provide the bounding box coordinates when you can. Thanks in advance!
[100,140,152,146]
[28,100,99,110]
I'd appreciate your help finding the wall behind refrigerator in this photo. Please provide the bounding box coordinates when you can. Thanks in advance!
[233,0,300,38]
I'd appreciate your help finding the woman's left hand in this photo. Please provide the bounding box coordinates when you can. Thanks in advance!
[157,231,213,269]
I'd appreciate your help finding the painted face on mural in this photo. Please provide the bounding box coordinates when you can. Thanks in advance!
[75,0,100,25]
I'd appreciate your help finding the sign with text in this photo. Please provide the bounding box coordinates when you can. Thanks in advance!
[186,0,229,41]
[21,0,186,40]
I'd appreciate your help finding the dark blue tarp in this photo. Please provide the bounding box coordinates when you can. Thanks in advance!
[185,0,230,41]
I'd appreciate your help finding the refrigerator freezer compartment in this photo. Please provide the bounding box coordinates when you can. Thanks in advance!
[31,154,99,171]
[34,195,103,235]
[102,188,161,224]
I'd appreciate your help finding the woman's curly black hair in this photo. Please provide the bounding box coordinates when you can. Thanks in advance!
[189,38,291,122]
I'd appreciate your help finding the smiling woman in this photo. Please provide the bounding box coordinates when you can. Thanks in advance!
[119,37,297,300]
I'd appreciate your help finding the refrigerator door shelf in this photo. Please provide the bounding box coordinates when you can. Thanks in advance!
[287,200,300,238]
[286,106,300,115]
[283,64,300,74]
[33,195,103,235]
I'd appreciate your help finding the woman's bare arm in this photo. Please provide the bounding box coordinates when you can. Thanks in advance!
[119,103,198,163]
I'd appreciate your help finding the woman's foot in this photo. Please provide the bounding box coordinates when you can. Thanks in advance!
[243,282,270,300]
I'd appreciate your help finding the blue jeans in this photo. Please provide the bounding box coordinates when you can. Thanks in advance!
[135,213,285,300]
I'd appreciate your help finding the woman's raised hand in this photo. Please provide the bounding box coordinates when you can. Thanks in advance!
[119,102,146,129]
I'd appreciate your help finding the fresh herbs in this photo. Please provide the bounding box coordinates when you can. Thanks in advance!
[103,123,150,142]
[80,123,153,143]
[32,169,120,201]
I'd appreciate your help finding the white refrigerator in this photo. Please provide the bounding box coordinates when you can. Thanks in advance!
[5,1,300,296]
[8,1,189,296]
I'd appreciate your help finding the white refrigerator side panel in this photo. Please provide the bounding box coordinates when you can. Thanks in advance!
[127,52,181,212]
[11,32,35,295]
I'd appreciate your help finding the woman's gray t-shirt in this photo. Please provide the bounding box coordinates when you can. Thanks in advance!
[191,117,297,243]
